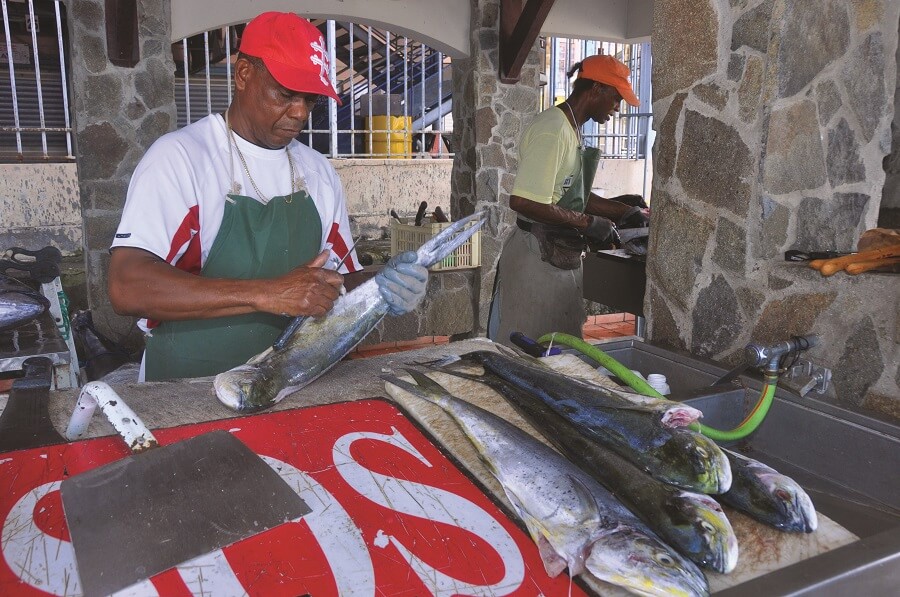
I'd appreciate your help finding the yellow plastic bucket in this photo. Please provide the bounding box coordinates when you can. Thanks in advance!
[366,115,411,158]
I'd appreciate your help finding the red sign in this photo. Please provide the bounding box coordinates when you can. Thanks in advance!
[0,399,586,596]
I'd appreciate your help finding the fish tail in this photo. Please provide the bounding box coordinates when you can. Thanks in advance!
[381,373,451,409]
[416,211,485,268]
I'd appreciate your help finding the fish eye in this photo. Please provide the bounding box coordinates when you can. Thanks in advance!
[775,488,791,501]
[656,553,675,567]
[701,521,716,533]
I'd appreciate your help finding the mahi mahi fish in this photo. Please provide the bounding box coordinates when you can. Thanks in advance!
[719,448,818,533]
[458,351,732,495]
[513,350,703,427]
[438,365,739,574]
[0,274,49,332]
[383,369,710,597]
[214,212,485,412]
[578,374,819,534]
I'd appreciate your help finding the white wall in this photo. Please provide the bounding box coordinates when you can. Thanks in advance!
[333,158,454,235]
[0,163,83,255]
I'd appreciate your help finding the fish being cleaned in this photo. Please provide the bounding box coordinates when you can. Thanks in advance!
[719,448,818,533]
[0,274,49,332]
[383,370,710,597]
[437,365,738,574]
[214,212,485,412]
[456,351,731,494]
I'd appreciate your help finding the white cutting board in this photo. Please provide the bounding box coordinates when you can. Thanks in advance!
[384,352,858,594]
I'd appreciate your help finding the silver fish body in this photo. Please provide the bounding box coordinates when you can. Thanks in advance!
[441,365,738,574]
[719,448,818,533]
[0,275,48,332]
[214,213,484,412]
[385,371,709,596]
[466,351,732,495]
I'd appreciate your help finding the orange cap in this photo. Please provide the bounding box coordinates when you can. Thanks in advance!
[239,12,342,104]
[577,55,639,107]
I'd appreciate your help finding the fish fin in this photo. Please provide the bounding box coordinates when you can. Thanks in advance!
[246,346,274,365]
[409,354,462,369]
[502,488,567,578]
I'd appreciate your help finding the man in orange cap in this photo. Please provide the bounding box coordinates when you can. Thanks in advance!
[109,13,428,381]
[489,54,648,345]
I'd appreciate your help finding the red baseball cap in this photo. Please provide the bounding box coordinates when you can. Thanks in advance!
[239,12,342,104]
[578,55,640,107]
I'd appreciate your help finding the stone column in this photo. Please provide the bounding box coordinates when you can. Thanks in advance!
[68,0,175,345]
[650,0,900,416]
[451,0,544,334]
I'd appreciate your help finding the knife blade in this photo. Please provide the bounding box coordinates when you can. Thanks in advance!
[784,249,853,262]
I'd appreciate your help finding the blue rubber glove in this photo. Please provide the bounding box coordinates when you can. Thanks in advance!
[376,251,429,315]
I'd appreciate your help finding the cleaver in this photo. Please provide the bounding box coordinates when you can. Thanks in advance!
[60,382,310,597]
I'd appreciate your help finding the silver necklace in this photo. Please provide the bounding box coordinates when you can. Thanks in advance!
[225,111,297,204]
[563,102,582,147]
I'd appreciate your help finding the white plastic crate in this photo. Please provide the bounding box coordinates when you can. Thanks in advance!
[390,219,482,271]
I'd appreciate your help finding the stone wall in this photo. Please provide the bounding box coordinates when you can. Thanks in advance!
[882,16,900,228]
[69,0,176,343]
[649,0,900,418]
[451,0,544,334]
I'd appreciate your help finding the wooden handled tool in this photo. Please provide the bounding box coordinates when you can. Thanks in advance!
[845,256,900,275]
[810,245,900,276]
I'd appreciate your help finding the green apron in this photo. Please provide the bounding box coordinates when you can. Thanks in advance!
[144,191,322,381]
[556,144,601,213]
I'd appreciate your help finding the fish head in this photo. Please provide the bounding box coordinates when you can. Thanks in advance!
[214,365,267,412]
[586,525,709,597]
[672,492,739,574]
[758,471,818,532]
[662,431,733,494]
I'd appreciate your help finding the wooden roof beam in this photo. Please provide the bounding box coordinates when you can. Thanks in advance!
[499,0,557,83]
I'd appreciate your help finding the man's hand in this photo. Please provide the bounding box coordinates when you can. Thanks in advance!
[583,215,616,245]
[261,251,345,317]
[617,206,650,228]
[376,251,428,315]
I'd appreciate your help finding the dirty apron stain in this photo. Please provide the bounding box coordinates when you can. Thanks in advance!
[489,145,600,346]
[145,191,321,381]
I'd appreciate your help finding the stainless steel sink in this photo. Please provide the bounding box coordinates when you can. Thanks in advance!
[567,337,900,595]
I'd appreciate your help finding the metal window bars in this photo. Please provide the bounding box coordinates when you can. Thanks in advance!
[174,19,454,159]
[545,37,652,160]
[0,0,74,162]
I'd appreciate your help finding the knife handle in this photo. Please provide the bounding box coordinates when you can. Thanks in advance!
[818,245,900,276]
[846,256,900,275]
[414,201,428,226]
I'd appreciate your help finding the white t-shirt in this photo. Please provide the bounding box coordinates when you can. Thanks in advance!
[112,113,360,333]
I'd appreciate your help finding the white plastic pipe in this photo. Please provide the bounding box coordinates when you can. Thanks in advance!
[65,381,158,452]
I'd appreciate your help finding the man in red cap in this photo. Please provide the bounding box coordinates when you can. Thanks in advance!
[109,13,428,381]
[488,54,649,345]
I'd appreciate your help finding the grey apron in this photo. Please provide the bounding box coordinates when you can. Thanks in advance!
[488,144,600,346]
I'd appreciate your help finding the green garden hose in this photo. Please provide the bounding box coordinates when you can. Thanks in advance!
[537,332,777,441]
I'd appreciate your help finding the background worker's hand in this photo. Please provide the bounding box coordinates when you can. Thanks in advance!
[617,206,650,228]
[376,251,428,315]
[611,193,648,209]
[583,215,617,245]
[261,251,345,318]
